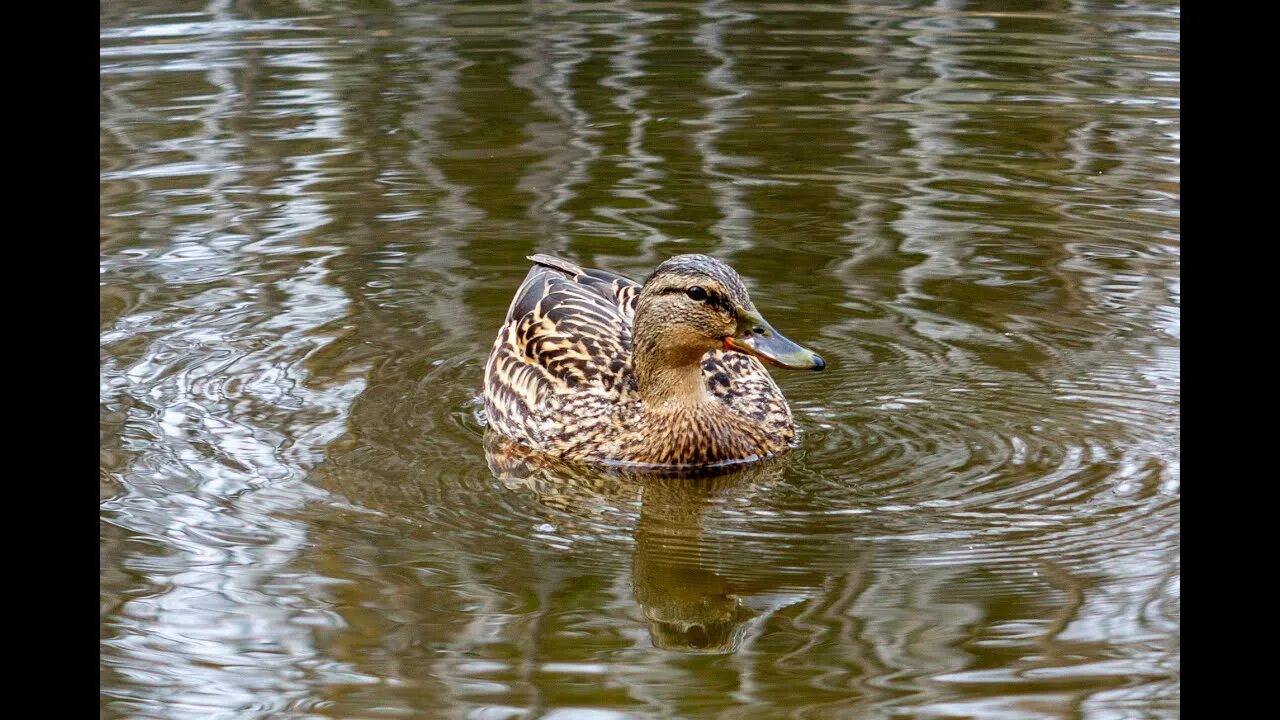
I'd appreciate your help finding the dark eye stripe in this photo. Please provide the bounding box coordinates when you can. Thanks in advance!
[658,285,736,314]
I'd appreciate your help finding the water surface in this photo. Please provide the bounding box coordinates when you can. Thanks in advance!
[101,1,1179,717]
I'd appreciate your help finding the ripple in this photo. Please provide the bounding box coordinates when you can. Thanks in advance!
[103,0,1178,716]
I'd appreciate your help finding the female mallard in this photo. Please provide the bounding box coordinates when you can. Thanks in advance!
[483,254,824,466]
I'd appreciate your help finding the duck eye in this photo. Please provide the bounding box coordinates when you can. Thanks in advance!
[687,286,708,302]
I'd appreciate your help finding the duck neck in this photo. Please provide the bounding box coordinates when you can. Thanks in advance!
[632,321,714,409]
[636,358,710,408]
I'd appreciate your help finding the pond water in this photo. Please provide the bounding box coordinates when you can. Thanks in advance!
[101,1,1179,717]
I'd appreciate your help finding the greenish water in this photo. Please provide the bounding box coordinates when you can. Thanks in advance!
[101,1,1179,718]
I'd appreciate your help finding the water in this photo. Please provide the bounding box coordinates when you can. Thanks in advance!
[101,1,1179,717]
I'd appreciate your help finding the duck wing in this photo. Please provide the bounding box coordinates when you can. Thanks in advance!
[484,256,642,439]
[512,254,640,324]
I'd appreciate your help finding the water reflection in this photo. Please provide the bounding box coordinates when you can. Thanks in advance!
[632,475,764,655]
[485,437,823,655]
[103,0,1178,716]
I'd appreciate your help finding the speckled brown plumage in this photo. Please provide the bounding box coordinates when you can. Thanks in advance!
[483,253,815,466]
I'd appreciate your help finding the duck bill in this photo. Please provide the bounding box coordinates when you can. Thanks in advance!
[724,313,825,371]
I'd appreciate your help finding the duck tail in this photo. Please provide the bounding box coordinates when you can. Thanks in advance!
[528,254,584,278]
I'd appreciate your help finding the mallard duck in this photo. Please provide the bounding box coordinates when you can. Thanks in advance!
[483,254,825,466]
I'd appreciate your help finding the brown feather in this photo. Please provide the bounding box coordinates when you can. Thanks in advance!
[483,255,801,466]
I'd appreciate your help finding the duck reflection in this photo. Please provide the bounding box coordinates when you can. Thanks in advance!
[484,433,803,654]
[631,476,756,653]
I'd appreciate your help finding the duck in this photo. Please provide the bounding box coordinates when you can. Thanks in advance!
[482,253,825,466]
